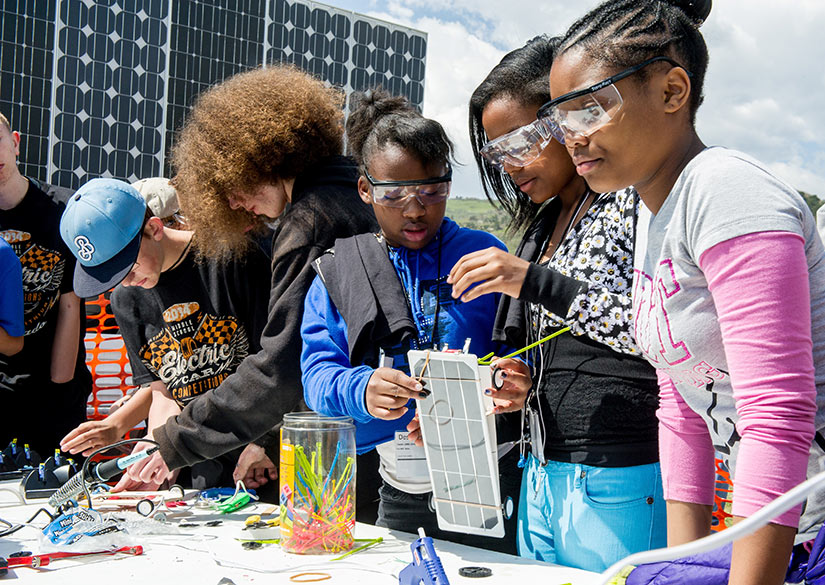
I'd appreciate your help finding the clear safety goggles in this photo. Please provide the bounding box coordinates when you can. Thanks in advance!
[479,118,560,169]
[364,165,452,208]
[537,56,689,142]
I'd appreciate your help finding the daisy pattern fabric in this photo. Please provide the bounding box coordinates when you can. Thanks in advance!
[532,188,641,356]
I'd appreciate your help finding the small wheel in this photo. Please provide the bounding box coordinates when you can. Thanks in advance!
[492,366,506,390]
[136,498,155,517]
[168,484,185,499]
[502,496,514,520]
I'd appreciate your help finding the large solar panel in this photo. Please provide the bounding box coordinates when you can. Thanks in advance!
[408,350,504,538]
[0,0,426,190]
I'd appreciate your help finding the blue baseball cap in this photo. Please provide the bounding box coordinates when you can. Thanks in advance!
[60,178,147,298]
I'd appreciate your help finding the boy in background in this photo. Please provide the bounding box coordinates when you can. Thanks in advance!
[0,237,23,356]
[0,112,90,456]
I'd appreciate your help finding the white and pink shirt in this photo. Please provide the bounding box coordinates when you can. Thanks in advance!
[632,147,825,542]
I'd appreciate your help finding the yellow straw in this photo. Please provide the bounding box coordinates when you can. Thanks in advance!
[478,326,571,365]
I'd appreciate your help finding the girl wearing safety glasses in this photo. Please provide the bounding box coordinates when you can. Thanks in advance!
[549,1,825,584]
[300,89,531,553]
[451,36,665,571]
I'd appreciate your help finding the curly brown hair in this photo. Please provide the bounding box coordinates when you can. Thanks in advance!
[171,65,345,259]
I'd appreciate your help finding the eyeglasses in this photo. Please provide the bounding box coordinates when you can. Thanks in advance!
[537,56,691,142]
[364,165,452,208]
[479,118,559,169]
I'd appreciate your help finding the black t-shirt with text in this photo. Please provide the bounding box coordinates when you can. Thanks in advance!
[0,180,87,391]
[110,245,271,408]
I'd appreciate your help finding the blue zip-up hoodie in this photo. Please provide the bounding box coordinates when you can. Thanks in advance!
[301,217,506,453]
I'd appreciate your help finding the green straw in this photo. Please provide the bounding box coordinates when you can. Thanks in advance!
[478,326,571,365]
[331,537,384,560]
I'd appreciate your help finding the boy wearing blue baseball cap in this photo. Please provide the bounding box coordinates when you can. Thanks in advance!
[60,178,150,298]
[60,178,274,490]
[0,112,91,457]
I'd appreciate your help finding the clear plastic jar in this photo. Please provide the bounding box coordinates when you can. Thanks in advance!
[279,412,356,554]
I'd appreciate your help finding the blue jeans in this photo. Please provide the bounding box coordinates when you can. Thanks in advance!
[517,455,666,572]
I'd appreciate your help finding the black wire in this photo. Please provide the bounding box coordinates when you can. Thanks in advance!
[0,507,53,538]
[73,437,161,512]
[431,233,442,348]
[385,229,444,350]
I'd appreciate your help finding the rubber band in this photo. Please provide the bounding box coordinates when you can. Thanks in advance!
[290,572,331,582]
[416,350,431,383]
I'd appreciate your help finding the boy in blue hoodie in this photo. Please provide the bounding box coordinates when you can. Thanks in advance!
[300,89,531,552]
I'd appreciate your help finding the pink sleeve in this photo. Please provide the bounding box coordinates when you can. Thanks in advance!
[700,231,816,527]
[657,369,717,506]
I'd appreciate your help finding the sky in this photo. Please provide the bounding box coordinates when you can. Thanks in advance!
[329,0,825,199]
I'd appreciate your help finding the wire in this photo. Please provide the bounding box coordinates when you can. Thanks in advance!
[74,438,161,511]
[596,467,825,585]
[0,507,53,538]
[0,485,25,505]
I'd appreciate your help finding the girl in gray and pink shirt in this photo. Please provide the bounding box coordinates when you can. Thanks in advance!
[544,1,825,584]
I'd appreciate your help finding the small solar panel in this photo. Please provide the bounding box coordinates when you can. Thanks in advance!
[408,350,504,538]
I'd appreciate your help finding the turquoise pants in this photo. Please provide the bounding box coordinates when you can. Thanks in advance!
[517,454,667,572]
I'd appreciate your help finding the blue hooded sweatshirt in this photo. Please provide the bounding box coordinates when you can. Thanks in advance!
[301,217,506,453]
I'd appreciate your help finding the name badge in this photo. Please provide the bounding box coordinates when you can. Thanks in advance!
[395,431,428,481]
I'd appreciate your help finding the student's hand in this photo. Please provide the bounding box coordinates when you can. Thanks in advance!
[406,414,423,447]
[108,393,132,415]
[110,472,163,493]
[233,443,277,489]
[485,358,532,414]
[122,441,174,486]
[365,367,429,420]
[448,247,530,302]
[60,420,122,457]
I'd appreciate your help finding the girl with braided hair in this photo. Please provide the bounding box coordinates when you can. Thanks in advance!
[451,35,666,571]
[546,1,825,583]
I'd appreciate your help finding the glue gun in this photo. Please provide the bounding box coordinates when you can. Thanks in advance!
[398,528,450,585]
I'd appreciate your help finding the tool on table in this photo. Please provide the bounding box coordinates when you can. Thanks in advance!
[0,440,43,482]
[213,481,259,514]
[0,545,143,576]
[458,566,492,578]
[398,528,449,585]
[242,513,280,539]
[48,445,159,509]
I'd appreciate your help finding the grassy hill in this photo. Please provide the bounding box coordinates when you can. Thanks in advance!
[448,191,824,252]
[802,191,824,216]
[446,197,519,251]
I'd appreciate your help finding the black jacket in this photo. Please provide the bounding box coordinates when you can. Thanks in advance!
[313,232,415,369]
[493,198,659,466]
[154,156,378,469]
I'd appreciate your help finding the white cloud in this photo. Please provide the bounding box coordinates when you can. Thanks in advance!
[692,1,825,198]
[769,161,825,197]
[356,10,505,197]
[337,0,825,198]
[385,1,414,21]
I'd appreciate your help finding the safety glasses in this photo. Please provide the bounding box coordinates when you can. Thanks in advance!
[537,56,690,142]
[364,165,452,208]
[479,118,560,169]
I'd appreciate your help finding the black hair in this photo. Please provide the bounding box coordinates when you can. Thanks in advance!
[559,0,710,124]
[469,35,561,232]
[346,88,454,174]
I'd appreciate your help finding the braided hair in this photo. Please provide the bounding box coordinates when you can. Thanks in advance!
[346,88,454,174]
[469,35,561,232]
[559,0,710,123]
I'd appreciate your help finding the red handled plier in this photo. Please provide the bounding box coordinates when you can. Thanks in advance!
[0,545,143,575]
